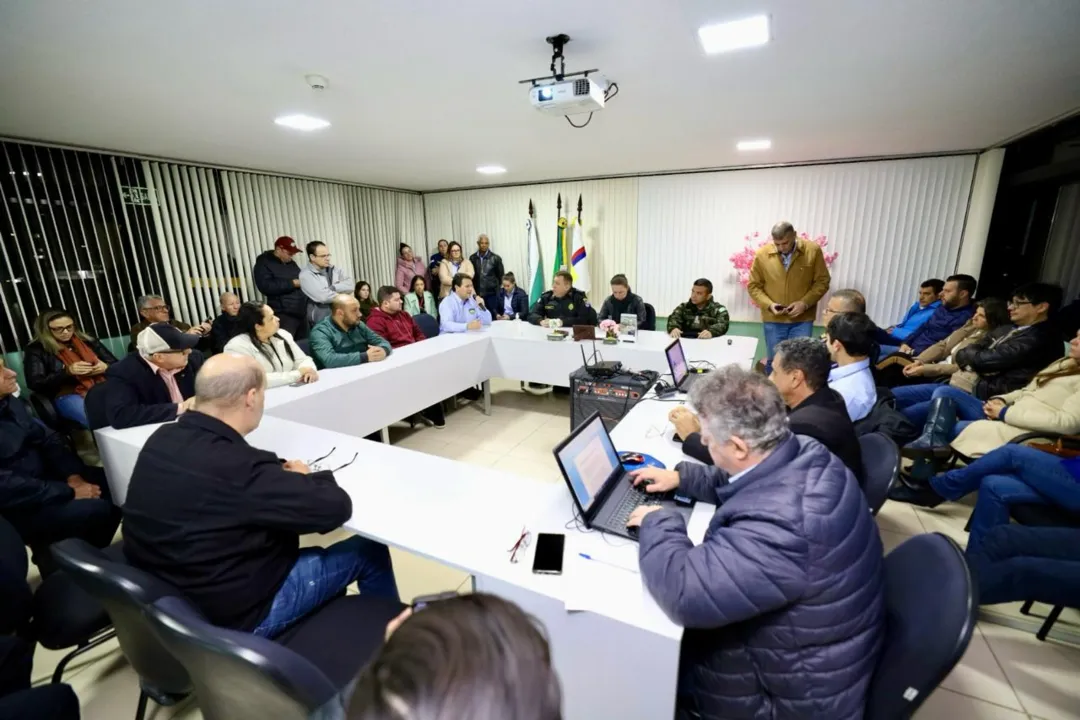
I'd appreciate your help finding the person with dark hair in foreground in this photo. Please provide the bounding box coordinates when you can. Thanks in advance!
[348,593,562,720]
[825,312,878,421]
[123,354,399,636]
[667,278,729,339]
[670,337,862,477]
[627,367,883,719]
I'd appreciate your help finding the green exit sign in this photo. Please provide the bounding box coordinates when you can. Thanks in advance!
[120,186,155,206]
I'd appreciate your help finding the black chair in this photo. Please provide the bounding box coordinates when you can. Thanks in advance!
[84,382,110,431]
[642,303,657,332]
[858,433,899,515]
[147,590,406,720]
[296,338,312,357]
[51,539,192,720]
[865,533,977,719]
[146,596,343,720]
[414,312,439,339]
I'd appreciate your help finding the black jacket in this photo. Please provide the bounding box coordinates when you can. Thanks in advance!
[210,313,244,354]
[955,321,1064,399]
[427,252,445,298]
[253,251,305,319]
[469,251,505,296]
[122,412,351,631]
[103,351,204,429]
[23,338,118,399]
[680,388,863,479]
[494,286,529,320]
[598,292,647,325]
[0,395,83,511]
[527,288,597,326]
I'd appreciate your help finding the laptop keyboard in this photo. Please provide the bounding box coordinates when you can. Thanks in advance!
[609,486,672,528]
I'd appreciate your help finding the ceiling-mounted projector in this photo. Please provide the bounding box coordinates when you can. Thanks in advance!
[519,34,618,127]
[530,76,608,115]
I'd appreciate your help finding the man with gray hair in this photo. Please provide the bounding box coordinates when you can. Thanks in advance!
[746,221,831,373]
[129,293,210,350]
[123,354,400,636]
[627,365,884,719]
[210,291,244,354]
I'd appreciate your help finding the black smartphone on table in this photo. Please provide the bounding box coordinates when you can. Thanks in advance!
[531,533,565,575]
[411,590,459,611]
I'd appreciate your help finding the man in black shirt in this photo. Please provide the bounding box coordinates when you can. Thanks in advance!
[670,337,862,479]
[469,234,505,315]
[122,354,399,636]
[528,270,597,327]
[0,358,120,572]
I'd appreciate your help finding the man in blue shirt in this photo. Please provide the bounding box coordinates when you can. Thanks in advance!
[825,312,877,422]
[876,279,943,351]
[890,274,977,357]
[439,274,492,334]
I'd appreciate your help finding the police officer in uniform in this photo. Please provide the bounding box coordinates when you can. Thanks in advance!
[528,270,597,327]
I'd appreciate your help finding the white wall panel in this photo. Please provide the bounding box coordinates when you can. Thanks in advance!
[636,156,977,324]
[423,178,639,297]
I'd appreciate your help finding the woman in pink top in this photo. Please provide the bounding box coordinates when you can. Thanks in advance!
[395,244,427,295]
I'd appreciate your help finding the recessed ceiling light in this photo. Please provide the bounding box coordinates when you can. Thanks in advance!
[274,114,330,131]
[737,139,772,151]
[698,15,770,55]
[476,165,507,175]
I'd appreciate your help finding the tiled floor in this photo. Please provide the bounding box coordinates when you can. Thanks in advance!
[30,379,1080,719]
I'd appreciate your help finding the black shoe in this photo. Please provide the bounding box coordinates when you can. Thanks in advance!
[888,482,946,508]
[421,406,446,429]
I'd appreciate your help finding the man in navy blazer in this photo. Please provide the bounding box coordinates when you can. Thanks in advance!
[103,323,204,429]
[493,272,529,321]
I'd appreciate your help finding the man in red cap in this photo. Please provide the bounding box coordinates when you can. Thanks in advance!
[254,237,307,339]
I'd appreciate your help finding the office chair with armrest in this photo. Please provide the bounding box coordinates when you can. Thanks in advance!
[858,433,899,515]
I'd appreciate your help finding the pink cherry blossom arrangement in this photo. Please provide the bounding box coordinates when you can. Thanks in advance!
[729,232,839,304]
[599,319,618,335]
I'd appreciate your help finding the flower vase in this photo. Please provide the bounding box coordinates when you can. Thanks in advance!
[603,332,618,345]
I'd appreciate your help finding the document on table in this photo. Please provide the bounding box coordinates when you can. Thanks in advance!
[561,535,643,613]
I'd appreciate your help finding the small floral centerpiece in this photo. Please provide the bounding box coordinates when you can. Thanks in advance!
[729,231,839,307]
[599,319,619,344]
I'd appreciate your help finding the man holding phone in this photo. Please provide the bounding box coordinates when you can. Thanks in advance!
[746,221,832,374]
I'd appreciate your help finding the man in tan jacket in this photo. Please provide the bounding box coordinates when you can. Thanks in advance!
[747,222,831,373]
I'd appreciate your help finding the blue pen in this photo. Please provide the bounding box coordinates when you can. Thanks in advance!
[578,553,639,574]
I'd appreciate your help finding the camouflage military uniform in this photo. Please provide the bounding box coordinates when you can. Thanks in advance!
[666,299,730,337]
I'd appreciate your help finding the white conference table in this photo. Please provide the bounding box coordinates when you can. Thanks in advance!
[95,325,755,719]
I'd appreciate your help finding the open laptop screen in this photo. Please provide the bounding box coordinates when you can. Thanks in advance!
[666,339,689,388]
[555,415,621,514]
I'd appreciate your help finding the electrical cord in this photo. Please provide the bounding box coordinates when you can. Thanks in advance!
[564,82,619,129]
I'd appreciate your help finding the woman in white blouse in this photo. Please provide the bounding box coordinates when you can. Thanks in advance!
[224,301,319,388]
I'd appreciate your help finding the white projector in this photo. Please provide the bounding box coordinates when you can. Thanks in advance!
[530,76,607,116]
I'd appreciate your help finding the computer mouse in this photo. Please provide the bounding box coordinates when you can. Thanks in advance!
[619,452,645,465]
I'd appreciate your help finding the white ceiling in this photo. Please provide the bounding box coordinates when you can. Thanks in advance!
[1,0,1079,192]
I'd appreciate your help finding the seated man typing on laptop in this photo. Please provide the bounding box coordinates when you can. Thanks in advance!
[626,367,885,720]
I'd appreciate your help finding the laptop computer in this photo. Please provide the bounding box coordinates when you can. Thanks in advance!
[552,411,681,540]
[664,338,706,393]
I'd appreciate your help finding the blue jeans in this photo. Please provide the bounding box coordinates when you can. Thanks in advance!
[763,321,813,374]
[252,535,399,638]
[892,384,981,438]
[54,394,89,428]
[878,344,902,358]
[931,444,1080,553]
[967,525,1080,607]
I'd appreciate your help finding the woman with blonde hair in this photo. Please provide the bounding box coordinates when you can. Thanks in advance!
[24,309,116,427]
[436,242,474,299]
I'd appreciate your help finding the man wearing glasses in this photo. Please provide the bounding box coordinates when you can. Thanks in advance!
[129,294,211,351]
[103,323,204,429]
[300,241,354,326]
[893,282,1064,457]
[122,354,399,637]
